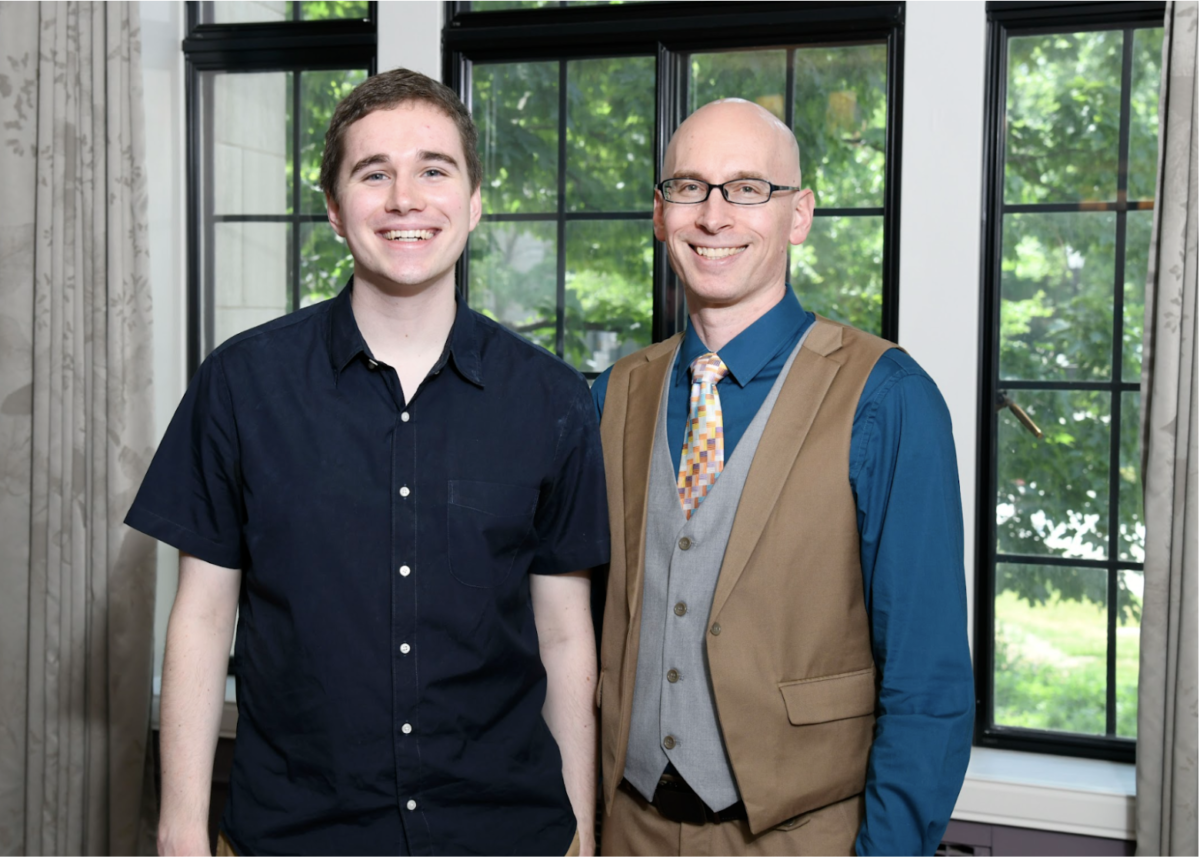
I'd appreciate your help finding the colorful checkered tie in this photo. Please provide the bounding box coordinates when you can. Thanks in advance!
[677,352,730,519]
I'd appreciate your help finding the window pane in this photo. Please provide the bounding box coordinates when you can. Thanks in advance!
[996,389,1110,559]
[999,212,1116,382]
[566,56,655,212]
[793,44,887,208]
[474,62,560,215]
[298,1,370,20]
[1124,208,1154,382]
[1116,569,1142,738]
[565,220,653,373]
[1005,32,1123,205]
[201,1,369,24]
[300,69,368,213]
[994,563,1108,735]
[211,71,291,216]
[689,49,787,120]
[468,220,557,353]
[1128,28,1165,202]
[213,222,291,349]
[1119,391,1144,562]
[299,221,351,308]
[790,215,882,335]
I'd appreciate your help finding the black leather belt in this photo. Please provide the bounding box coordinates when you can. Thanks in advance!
[620,772,748,825]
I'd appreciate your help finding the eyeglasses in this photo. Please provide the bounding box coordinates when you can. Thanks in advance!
[656,178,801,206]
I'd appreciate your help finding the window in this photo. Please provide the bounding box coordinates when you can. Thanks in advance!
[977,1,1165,761]
[444,2,904,376]
[184,0,376,372]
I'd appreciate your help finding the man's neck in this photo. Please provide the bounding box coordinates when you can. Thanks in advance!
[350,271,457,402]
[687,283,786,353]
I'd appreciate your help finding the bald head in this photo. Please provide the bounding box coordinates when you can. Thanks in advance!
[663,99,801,184]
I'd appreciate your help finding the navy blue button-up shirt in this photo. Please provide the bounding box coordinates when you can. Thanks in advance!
[128,282,610,856]
[593,289,975,856]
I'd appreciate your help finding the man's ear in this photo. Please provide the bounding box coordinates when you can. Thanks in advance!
[789,188,815,246]
[327,192,346,238]
[653,191,666,242]
[468,184,482,233]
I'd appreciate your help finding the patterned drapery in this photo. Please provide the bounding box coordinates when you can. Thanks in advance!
[1136,3,1199,855]
[0,2,157,854]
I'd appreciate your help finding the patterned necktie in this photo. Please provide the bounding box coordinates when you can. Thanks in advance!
[678,352,730,519]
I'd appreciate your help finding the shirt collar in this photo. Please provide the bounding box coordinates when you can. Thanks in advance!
[677,286,814,388]
[328,278,485,388]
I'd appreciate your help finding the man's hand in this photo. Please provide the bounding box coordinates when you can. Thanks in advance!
[532,571,598,857]
[157,553,241,857]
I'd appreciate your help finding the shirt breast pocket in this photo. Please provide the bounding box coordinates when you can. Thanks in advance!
[447,479,539,588]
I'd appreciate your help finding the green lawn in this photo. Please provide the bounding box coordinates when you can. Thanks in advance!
[994,588,1140,737]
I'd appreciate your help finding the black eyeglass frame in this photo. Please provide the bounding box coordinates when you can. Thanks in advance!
[656,178,803,205]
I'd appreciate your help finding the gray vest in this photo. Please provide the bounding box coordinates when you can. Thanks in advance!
[624,334,807,812]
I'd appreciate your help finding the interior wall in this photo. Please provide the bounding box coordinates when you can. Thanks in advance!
[143,0,990,682]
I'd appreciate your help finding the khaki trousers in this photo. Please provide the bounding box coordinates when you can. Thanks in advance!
[599,785,862,857]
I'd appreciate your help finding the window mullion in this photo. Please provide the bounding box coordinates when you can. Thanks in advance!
[555,60,568,360]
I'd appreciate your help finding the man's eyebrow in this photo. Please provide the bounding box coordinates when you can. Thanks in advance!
[666,170,770,181]
[417,150,461,170]
[348,153,390,176]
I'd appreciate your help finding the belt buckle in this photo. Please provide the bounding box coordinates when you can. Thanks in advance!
[653,781,709,826]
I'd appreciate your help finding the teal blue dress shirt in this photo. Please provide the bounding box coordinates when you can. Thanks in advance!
[591,288,975,856]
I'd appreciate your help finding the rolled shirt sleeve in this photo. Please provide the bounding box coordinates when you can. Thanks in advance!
[850,350,975,856]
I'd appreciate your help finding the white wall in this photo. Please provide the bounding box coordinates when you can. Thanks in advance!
[378,1,443,79]
[140,0,186,681]
[899,1,988,648]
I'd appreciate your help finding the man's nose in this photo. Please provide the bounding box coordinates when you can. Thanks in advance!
[694,189,735,232]
[386,175,425,213]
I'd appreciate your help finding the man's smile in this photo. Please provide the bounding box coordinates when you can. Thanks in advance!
[381,228,438,242]
[691,244,748,259]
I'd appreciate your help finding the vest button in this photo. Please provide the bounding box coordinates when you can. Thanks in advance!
[710,622,722,636]
[674,602,687,616]
[663,735,676,750]
[678,536,691,550]
[667,669,680,683]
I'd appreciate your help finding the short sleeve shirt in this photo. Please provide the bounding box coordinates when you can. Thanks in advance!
[126,282,610,856]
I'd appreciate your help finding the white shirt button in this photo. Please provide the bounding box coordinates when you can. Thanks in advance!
[402,723,412,734]
[399,486,411,497]
[400,643,411,654]
[406,799,417,811]
[399,565,411,577]
[401,412,410,422]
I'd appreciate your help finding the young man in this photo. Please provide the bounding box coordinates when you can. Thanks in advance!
[128,69,607,856]
[591,99,974,855]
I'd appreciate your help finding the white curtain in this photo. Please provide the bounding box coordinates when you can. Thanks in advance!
[0,2,158,854]
[1135,3,1199,856]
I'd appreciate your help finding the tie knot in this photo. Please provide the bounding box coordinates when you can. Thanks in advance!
[691,352,729,386]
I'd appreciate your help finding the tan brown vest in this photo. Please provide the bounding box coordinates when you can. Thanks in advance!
[597,317,894,836]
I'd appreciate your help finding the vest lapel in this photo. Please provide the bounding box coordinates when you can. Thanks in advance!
[709,321,845,621]
[622,335,682,611]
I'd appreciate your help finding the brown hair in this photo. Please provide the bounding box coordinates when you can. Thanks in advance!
[319,68,481,201]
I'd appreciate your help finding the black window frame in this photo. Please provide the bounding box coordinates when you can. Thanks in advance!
[443,0,905,361]
[974,0,1166,764]
[183,1,378,378]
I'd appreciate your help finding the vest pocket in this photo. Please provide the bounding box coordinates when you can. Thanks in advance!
[446,480,538,588]
[778,666,876,725]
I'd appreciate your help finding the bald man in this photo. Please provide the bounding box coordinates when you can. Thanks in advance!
[590,99,974,855]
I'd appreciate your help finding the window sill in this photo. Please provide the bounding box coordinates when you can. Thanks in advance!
[953,747,1136,840]
[151,676,239,740]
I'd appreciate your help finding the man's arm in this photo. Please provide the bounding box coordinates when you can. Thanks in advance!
[157,553,241,857]
[532,570,597,857]
[852,356,975,856]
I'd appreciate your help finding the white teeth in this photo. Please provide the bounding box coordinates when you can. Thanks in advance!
[694,245,746,258]
[384,230,435,241]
